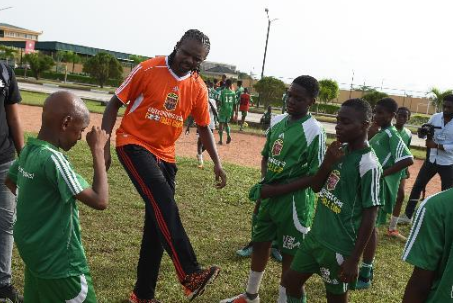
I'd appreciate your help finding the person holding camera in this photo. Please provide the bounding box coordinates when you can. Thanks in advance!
[399,94,453,224]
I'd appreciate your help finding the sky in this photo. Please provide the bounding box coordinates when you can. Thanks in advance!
[2,0,452,96]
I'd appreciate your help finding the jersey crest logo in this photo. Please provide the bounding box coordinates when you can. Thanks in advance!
[164,92,179,111]
[326,170,340,191]
[272,139,284,156]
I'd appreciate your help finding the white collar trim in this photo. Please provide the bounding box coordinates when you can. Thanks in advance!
[165,56,191,81]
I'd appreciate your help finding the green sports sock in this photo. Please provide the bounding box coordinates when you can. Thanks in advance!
[218,130,223,143]
[287,295,305,303]
[226,125,231,138]
[271,239,279,249]
[359,261,373,279]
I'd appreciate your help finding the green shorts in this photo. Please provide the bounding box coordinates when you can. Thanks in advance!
[218,112,233,123]
[252,191,313,256]
[291,234,354,295]
[241,111,248,118]
[24,268,97,303]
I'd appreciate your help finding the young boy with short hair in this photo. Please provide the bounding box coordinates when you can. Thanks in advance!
[5,91,110,303]
[283,98,383,303]
[387,107,412,240]
[356,98,414,289]
[221,75,325,303]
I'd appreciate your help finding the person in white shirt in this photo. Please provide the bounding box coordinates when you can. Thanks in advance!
[400,95,453,223]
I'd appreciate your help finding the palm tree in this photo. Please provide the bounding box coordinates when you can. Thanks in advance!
[0,45,17,67]
[428,87,453,112]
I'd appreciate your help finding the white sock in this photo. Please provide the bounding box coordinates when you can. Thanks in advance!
[246,270,264,295]
[389,215,398,231]
[277,284,287,303]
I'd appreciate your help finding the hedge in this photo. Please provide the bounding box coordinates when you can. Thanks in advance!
[13,69,122,87]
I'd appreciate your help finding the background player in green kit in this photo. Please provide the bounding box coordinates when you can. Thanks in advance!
[221,75,325,303]
[283,98,383,303]
[387,107,412,240]
[356,98,414,290]
[402,188,453,303]
[5,91,110,303]
[218,79,236,144]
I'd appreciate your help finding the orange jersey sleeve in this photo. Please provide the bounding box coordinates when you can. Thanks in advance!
[115,63,145,105]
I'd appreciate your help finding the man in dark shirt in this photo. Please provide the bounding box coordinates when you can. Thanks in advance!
[0,62,24,303]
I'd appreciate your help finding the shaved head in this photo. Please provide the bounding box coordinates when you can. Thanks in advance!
[42,91,90,128]
[38,91,90,151]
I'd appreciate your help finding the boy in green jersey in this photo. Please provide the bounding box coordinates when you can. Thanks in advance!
[387,107,412,240]
[218,79,236,144]
[402,188,453,303]
[221,75,325,303]
[283,98,383,303]
[356,98,414,290]
[5,91,110,303]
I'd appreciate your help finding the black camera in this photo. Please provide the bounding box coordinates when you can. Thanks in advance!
[417,123,441,140]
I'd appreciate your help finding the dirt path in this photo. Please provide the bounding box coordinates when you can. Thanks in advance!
[18,104,441,196]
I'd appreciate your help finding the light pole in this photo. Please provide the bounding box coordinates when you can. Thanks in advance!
[260,8,278,79]
[258,8,277,107]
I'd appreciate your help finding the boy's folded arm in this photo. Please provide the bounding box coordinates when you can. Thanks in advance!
[75,148,109,210]
[383,157,414,177]
[4,176,17,195]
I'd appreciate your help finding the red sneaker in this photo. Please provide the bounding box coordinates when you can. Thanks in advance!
[182,266,221,301]
[129,291,161,303]
[387,229,407,241]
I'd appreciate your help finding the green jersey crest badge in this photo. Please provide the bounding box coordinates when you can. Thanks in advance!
[326,170,340,191]
[272,139,284,156]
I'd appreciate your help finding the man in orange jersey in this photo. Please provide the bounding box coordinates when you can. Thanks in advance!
[101,29,226,303]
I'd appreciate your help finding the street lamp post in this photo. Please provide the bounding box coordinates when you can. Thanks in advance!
[258,8,277,107]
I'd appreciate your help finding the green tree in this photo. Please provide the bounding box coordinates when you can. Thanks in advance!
[0,45,17,67]
[362,90,389,107]
[318,79,340,103]
[64,51,81,73]
[428,87,453,112]
[238,71,252,80]
[253,76,286,108]
[129,54,148,66]
[23,53,55,80]
[83,52,123,88]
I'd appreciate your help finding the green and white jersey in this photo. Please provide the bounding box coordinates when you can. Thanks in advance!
[369,125,412,213]
[261,113,326,231]
[218,88,236,116]
[397,126,412,178]
[397,126,412,148]
[311,146,383,256]
[214,87,223,101]
[208,87,217,100]
[235,86,244,102]
[403,188,453,303]
[8,137,90,279]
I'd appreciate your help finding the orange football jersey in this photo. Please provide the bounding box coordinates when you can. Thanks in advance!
[115,56,210,163]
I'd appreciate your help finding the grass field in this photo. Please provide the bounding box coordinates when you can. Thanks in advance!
[19,91,126,115]
[10,135,415,302]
